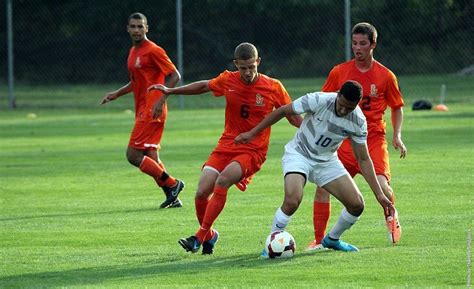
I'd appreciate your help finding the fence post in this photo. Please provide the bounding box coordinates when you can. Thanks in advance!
[344,0,351,62]
[176,0,184,109]
[7,0,16,109]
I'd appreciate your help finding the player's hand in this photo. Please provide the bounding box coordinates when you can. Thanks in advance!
[234,131,255,144]
[376,193,395,219]
[152,96,166,119]
[148,84,168,93]
[100,92,118,105]
[392,136,407,159]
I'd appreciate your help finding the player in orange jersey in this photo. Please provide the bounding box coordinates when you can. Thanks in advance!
[100,12,184,209]
[306,22,407,251]
[148,42,302,254]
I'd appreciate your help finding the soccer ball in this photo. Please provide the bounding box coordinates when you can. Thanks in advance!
[264,231,296,258]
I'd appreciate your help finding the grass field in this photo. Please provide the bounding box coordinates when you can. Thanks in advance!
[1,75,473,288]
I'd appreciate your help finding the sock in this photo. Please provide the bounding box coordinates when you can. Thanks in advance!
[271,207,292,233]
[195,198,209,225]
[313,201,331,244]
[195,185,227,243]
[139,156,177,188]
[328,208,359,240]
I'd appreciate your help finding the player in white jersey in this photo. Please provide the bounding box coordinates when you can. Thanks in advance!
[235,80,394,253]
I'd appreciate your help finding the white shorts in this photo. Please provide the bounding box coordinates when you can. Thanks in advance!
[281,145,349,187]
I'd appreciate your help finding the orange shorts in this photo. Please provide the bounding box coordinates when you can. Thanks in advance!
[203,148,265,191]
[128,120,164,150]
[338,132,391,182]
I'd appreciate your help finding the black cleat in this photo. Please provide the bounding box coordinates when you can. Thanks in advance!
[178,235,200,253]
[160,180,185,208]
[202,230,219,255]
[167,198,183,208]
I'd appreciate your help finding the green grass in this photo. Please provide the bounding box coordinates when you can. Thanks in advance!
[0,75,473,287]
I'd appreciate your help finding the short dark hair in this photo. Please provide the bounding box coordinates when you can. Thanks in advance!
[352,22,377,44]
[128,12,148,25]
[339,80,363,102]
[234,42,258,60]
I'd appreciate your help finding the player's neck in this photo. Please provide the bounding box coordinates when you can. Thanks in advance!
[133,37,148,48]
[354,57,374,73]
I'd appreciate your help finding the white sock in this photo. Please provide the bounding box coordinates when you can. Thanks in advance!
[328,208,359,240]
[271,207,292,233]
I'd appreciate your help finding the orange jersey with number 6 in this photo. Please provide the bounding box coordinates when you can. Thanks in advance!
[208,70,293,159]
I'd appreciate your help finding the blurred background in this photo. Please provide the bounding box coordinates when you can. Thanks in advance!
[0,0,472,109]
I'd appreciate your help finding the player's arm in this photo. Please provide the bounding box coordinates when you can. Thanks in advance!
[285,114,303,128]
[351,140,395,217]
[100,82,132,105]
[235,103,297,144]
[164,70,181,90]
[148,80,210,95]
[151,70,182,118]
[149,80,211,118]
[391,107,407,158]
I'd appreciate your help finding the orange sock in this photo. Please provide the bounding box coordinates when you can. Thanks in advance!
[313,201,331,244]
[139,156,177,188]
[195,198,209,225]
[195,185,227,243]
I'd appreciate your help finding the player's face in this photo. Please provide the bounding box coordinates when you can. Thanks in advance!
[234,57,261,84]
[352,33,376,61]
[335,95,359,117]
[127,19,148,44]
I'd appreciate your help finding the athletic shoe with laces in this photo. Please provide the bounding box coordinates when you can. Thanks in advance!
[386,208,401,243]
[321,235,359,252]
[305,239,328,251]
[178,235,200,253]
[160,180,185,208]
[167,198,183,208]
[202,230,219,255]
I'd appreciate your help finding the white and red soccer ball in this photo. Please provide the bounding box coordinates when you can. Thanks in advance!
[265,231,296,258]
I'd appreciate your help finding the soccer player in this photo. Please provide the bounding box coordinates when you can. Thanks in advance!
[235,80,395,254]
[306,22,406,250]
[100,12,184,208]
[148,42,302,254]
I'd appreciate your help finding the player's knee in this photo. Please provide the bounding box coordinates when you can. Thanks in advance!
[126,150,143,167]
[347,201,364,217]
[315,187,330,202]
[195,188,212,200]
[282,195,302,215]
[215,175,234,188]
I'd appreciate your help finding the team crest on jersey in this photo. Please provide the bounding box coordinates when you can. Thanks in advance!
[370,84,378,97]
[255,94,265,106]
[135,57,142,68]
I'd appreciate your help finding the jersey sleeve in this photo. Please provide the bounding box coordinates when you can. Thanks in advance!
[150,46,177,76]
[350,110,368,144]
[208,70,230,97]
[292,92,321,114]
[385,70,404,110]
[273,80,293,107]
[321,66,341,92]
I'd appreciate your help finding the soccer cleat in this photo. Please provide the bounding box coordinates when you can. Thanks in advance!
[178,235,200,253]
[386,208,402,243]
[259,248,269,259]
[167,198,183,208]
[305,239,328,251]
[321,235,359,252]
[160,180,185,208]
[202,230,219,255]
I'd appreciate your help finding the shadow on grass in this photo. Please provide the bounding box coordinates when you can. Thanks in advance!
[0,206,177,222]
[0,251,324,287]
[409,111,474,119]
